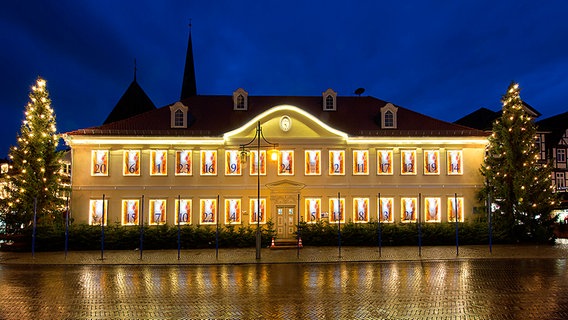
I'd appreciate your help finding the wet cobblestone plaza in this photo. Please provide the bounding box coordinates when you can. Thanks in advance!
[1,246,568,319]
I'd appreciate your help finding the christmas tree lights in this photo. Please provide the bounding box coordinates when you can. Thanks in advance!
[480,82,557,242]
[0,77,69,232]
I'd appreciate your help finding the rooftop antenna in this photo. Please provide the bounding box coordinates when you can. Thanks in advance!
[354,88,365,96]
[134,58,137,82]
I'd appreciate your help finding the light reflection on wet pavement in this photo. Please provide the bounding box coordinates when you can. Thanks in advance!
[1,259,567,319]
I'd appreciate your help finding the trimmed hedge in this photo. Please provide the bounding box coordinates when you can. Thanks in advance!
[1,221,276,252]
[1,219,548,252]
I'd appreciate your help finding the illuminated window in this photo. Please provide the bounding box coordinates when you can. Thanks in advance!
[250,198,267,224]
[305,198,321,223]
[329,198,345,223]
[304,150,321,175]
[200,150,217,175]
[424,197,441,222]
[423,150,440,175]
[447,150,463,175]
[447,197,464,222]
[329,150,345,175]
[123,150,140,176]
[91,150,109,176]
[378,197,394,223]
[278,150,294,175]
[150,150,167,175]
[174,199,192,225]
[175,150,192,175]
[225,150,242,175]
[377,149,393,175]
[122,199,140,225]
[401,198,417,223]
[149,199,167,225]
[200,198,217,225]
[352,150,369,175]
[401,150,417,175]
[224,198,242,224]
[353,197,369,223]
[89,199,108,226]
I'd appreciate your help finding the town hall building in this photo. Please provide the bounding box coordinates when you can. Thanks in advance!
[63,31,489,238]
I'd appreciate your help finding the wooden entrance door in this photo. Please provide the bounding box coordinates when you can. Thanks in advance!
[276,206,296,239]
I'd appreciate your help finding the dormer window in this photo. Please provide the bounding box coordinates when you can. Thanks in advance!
[170,102,188,128]
[380,103,398,129]
[322,88,337,111]
[233,88,248,110]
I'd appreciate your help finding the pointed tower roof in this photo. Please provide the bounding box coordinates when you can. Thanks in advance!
[180,25,197,100]
[103,78,157,125]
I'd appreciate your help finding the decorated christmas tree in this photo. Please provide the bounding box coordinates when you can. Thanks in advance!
[0,77,68,232]
[480,82,557,242]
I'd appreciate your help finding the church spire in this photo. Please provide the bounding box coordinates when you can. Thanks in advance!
[180,22,197,100]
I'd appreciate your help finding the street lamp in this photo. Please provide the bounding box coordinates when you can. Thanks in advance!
[240,121,278,259]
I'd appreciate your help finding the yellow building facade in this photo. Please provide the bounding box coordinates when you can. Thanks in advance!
[65,99,487,238]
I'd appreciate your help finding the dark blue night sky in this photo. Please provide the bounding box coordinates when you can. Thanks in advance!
[1,1,568,157]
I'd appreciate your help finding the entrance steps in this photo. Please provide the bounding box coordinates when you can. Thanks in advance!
[269,238,303,250]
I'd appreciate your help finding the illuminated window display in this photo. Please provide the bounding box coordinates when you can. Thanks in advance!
[424,197,441,222]
[401,150,416,175]
[200,198,217,224]
[123,150,140,176]
[305,198,321,223]
[249,150,266,176]
[423,150,440,175]
[377,149,393,175]
[174,199,192,225]
[91,150,108,176]
[448,197,464,222]
[353,150,369,175]
[89,199,108,225]
[447,150,463,175]
[353,197,369,222]
[175,150,192,175]
[401,197,417,222]
[149,199,167,225]
[304,150,321,175]
[329,150,345,175]
[329,197,345,223]
[250,198,267,224]
[225,150,241,175]
[150,150,167,175]
[378,197,394,223]
[225,198,241,224]
[278,150,294,175]
[122,199,140,225]
[200,150,217,175]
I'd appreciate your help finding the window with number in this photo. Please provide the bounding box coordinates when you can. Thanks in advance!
[91,150,109,176]
[123,150,140,176]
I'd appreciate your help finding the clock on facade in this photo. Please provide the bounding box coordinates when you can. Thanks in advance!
[280,116,292,132]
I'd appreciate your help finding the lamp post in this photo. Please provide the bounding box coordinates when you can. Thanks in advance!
[240,121,278,259]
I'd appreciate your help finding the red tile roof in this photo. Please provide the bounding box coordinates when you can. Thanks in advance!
[66,95,487,137]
